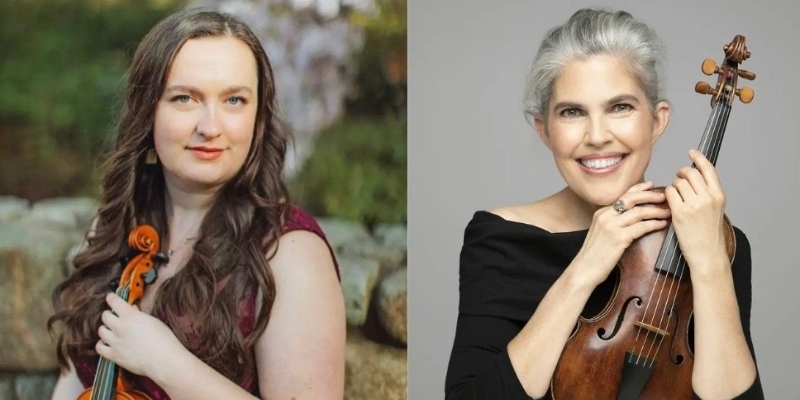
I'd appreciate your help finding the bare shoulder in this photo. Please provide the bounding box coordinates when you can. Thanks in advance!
[256,230,345,399]
[268,230,336,278]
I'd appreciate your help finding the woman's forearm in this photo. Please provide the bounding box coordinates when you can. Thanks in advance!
[507,266,596,399]
[691,258,757,399]
[151,349,260,400]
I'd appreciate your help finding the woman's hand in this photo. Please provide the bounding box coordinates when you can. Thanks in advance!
[665,149,730,280]
[96,293,186,379]
[573,181,672,288]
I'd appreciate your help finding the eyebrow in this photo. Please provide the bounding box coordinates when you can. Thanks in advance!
[552,94,641,111]
[607,94,641,105]
[164,85,255,97]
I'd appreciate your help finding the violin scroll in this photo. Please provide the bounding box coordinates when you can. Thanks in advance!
[695,35,756,106]
[117,225,163,305]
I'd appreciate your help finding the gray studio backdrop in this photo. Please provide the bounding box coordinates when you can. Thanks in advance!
[408,0,800,398]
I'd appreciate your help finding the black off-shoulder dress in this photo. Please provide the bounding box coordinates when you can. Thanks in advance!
[445,211,763,400]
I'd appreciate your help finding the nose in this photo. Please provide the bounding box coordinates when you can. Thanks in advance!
[584,115,613,147]
[196,104,222,139]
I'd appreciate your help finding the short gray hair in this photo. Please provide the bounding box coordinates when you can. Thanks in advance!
[523,8,667,122]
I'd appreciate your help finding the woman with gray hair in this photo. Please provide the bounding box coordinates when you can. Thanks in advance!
[445,8,762,399]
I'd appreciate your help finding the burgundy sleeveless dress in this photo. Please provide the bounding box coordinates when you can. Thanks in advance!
[72,206,339,399]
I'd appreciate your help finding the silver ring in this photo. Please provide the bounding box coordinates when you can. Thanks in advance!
[612,199,626,214]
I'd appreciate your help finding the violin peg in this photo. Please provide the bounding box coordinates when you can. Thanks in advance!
[695,81,716,96]
[736,86,754,103]
[701,59,718,75]
[108,278,120,291]
[738,69,756,80]
[153,251,170,264]
[141,268,158,285]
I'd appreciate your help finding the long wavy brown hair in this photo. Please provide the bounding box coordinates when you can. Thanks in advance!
[48,8,291,383]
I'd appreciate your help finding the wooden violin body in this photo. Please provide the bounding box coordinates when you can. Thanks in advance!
[551,193,736,399]
[77,385,151,400]
[551,35,756,399]
[79,225,166,400]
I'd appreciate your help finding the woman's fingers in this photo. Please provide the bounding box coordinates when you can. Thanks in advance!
[629,218,670,238]
[100,310,118,331]
[619,203,671,224]
[676,166,707,197]
[688,149,724,193]
[625,180,656,194]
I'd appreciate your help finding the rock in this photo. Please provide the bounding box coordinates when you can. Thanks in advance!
[338,255,381,327]
[27,197,97,231]
[373,223,407,254]
[0,196,29,222]
[344,240,405,277]
[345,328,407,400]
[0,374,14,400]
[317,218,372,250]
[377,267,407,344]
[318,219,405,276]
[15,373,58,400]
[0,221,80,370]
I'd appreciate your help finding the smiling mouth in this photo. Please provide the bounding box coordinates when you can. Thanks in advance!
[579,155,625,170]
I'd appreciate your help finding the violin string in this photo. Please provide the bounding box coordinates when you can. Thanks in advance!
[633,228,679,365]
[95,283,131,399]
[648,101,730,367]
[633,99,727,366]
[646,104,721,363]
[648,101,725,364]
[631,234,672,365]
[94,284,124,399]
[643,231,682,365]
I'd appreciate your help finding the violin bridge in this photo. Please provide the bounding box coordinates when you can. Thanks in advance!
[634,321,670,337]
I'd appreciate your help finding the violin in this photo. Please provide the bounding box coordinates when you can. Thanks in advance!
[78,225,167,400]
[550,35,756,399]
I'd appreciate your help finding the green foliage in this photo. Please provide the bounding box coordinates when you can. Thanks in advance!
[0,0,183,199]
[289,116,406,228]
[345,0,407,117]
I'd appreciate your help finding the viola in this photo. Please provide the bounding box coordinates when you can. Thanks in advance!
[550,35,756,399]
[77,225,167,400]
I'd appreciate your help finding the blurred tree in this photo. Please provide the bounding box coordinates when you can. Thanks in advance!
[288,116,406,228]
[287,0,407,225]
[0,0,184,200]
[344,0,406,117]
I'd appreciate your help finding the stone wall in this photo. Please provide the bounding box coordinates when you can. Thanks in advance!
[0,196,407,399]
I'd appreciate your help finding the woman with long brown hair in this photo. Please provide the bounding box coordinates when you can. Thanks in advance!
[48,8,345,400]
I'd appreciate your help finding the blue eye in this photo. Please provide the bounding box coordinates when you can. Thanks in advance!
[173,95,191,103]
[227,96,246,106]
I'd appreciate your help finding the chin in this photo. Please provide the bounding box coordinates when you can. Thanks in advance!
[574,185,628,208]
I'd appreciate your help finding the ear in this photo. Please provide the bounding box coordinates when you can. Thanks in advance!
[650,100,671,144]
[534,117,552,150]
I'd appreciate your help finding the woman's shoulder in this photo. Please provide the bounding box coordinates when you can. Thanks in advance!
[468,200,557,233]
[461,201,566,248]
[283,205,326,237]
[276,205,340,279]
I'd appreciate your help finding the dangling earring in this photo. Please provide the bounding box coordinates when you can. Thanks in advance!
[145,148,158,165]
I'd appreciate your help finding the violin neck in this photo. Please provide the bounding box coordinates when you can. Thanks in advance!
[655,101,731,277]
[89,285,130,400]
[696,100,732,167]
